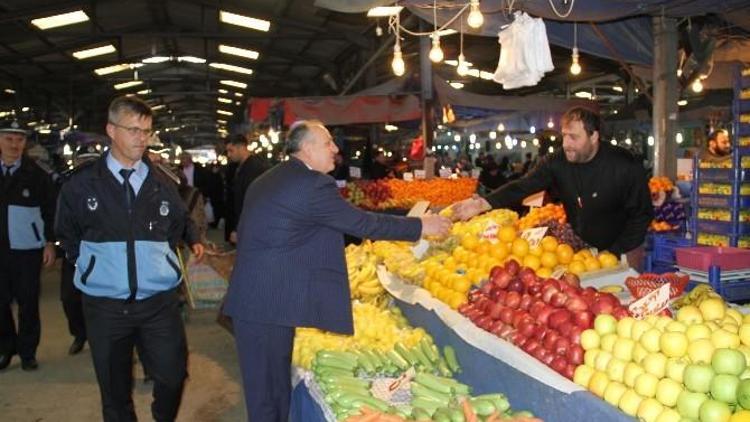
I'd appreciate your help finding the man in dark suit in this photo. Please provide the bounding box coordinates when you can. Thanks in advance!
[224,135,269,244]
[223,120,451,421]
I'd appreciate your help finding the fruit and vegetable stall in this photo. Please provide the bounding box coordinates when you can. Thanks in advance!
[286,200,750,422]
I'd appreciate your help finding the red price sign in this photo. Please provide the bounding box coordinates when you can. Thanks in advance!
[629,283,671,319]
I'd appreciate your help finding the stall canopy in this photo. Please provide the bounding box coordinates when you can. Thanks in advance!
[315,0,750,65]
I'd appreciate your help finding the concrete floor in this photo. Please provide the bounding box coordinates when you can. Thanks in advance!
[0,250,247,421]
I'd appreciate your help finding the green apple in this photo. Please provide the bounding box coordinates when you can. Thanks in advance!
[736,378,750,409]
[676,390,708,419]
[710,373,739,404]
[711,348,747,376]
[698,399,731,422]
[683,363,715,393]
[666,357,689,383]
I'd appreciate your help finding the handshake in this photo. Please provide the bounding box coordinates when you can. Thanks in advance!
[418,195,493,238]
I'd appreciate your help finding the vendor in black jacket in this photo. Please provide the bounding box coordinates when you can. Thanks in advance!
[0,120,57,371]
[55,96,204,422]
[225,134,269,244]
[452,107,652,267]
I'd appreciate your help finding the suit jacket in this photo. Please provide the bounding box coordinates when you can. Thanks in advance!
[223,157,421,334]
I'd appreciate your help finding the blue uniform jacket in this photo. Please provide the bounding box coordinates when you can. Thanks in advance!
[0,156,56,251]
[55,155,199,300]
[223,157,422,334]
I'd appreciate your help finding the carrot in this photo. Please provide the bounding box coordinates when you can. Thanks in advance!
[359,406,376,415]
[376,413,406,422]
[485,411,501,422]
[461,398,478,422]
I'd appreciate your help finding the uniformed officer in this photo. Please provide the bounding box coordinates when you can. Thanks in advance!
[0,120,57,371]
[56,96,204,421]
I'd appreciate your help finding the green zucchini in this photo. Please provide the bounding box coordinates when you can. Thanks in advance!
[443,345,461,373]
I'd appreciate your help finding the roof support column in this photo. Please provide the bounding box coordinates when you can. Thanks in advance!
[419,22,433,149]
[652,16,678,178]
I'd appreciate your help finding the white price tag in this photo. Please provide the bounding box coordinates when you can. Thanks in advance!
[335,180,347,188]
[588,247,599,257]
[439,168,452,178]
[521,226,548,249]
[414,169,426,179]
[349,166,361,179]
[403,172,414,181]
[411,239,430,259]
[481,221,499,244]
[522,191,545,208]
[471,169,482,179]
[629,283,671,319]
[370,368,416,402]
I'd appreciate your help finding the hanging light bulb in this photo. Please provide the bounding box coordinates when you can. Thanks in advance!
[570,23,581,75]
[457,54,469,76]
[429,33,444,63]
[691,78,704,93]
[529,125,536,134]
[676,133,684,144]
[489,131,497,139]
[391,43,405,76]
[532,138,539,146]
[521,140,527,148]
[467,0,484,28]
[570,48,581,75]
[547,119,554,129]
[497,122,505,132]
[647,135,655,146]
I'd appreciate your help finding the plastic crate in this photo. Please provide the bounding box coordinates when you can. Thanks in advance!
[652,234,693,263]
[651,262,679,274]
[699,169,750,183]
[675,246,750,272]
[696,195,750,208]
[696,219,750,236]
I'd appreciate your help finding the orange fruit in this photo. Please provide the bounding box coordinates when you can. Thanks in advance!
[452,246,467,262]
[490,243,509,261]
[528,244,544,257]
[523,255,542,271]
[541,236,559,252]
[443,257,457,272]
[498,225,517,243]
[536,267,552,278]
[568,260,586,275]
[598,252,619,269]
[461,234,478,251]
[452,276,471,293]
[540,251,559,269]
[584,258,602,272]
[511,238,530,258]
[556,243,575,264]
[475,241,492,255]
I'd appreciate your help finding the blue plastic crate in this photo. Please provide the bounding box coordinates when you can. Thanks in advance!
[696,195,750,208]
[699,168,750,183]
[736,99,750,113]
[652,234,693,263]
[718,280,750,302]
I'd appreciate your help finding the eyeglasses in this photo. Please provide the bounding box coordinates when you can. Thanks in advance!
[109,121,153,137]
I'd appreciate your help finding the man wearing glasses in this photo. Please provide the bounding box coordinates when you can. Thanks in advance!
[56,96,204,422]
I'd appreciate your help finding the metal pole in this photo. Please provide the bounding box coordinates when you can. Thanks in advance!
[419,22,434,149]
[652,16,678,178]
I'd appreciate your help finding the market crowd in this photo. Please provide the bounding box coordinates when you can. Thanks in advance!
[1,98,676,421]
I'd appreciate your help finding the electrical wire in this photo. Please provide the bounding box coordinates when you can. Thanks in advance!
[548,0,576,19]
[391,2,471,37]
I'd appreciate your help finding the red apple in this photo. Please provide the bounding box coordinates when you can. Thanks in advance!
[499,307,514,325]
[563,363,576,380]
[572,310,594,329]
[565,296,588,312]
[567,344,584,366]
[537,306,554,326]
[519,294,533,311]
[518,320,537,338]
[561,272,581,289]
[551,356,567,373]
[511,332,527,346]
[489,265,505,280]
[491,288,507,303]
[542,278,562,291]
[528,282,542,296]
[507,279,525,293]
[489,303,505,320]
[554,336,570,356]
[492,271,513,289]
[542,286,559,304]
[529,301,546,317]
[498,325,515,339]
[519,267,537,286]
[558,321,575,338]
[612,306,630,319]
[524,339,541,355]
[505,291,521,309]
[541,350,556,366]
[476,316,492,330]
[550,292,568,308]
[480,281,494,294]
[548,309,572,329]
[505,259,520,276]
[568,325,584,345]
[543,330,560,350]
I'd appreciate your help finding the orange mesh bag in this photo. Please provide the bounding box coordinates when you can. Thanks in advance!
[625,273,690,300]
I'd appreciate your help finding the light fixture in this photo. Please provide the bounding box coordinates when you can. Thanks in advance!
[218,44,260,60]
[151,104,165,111]
[217,119,227,124]
[647,136,655,146]
[454,134,461,142]
[548,146,554,153]
[521,140,527,148]
[532,138,539,146]
[142,56,171,64]
[547,119,554,129]
[505,135,513,149]
[429,33,444,63]
[217,109,233,116]
[625,138,632,145]
[114,80,143,90]
[467,0,484,28]
[550,135,556,141]
[495,142,502,149]
[94,63,142,76]
[479,71,494,80]
[219,10,271,32]
[489,131,497,139]
[218,97,232,103]
[574,91,592,99]
[210,63,253,75]
[691,79,704,93]
[391,43,405,76]
[72,44,116,60]
[220,80,248,89]
[677,99,688,106]
[218,89,228,94]
[177,56,206,63]
[457,20,469,76]
[31,10,89,30]
[4,88,15,94]
[676,133,684,144]
[497,123,505,131]
[469,133,477,143]
[366,6,403,17]
[529,125,536,134]
[612,85,623,92]
[449,82,464,89]
[610,138,617,145]
[570,23,581,75]
[384,124,398,132]
[20,106,29,112]
[234,92,244,97]
[136,89,151,95]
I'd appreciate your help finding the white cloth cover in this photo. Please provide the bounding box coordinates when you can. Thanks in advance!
[493,12,555,90]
